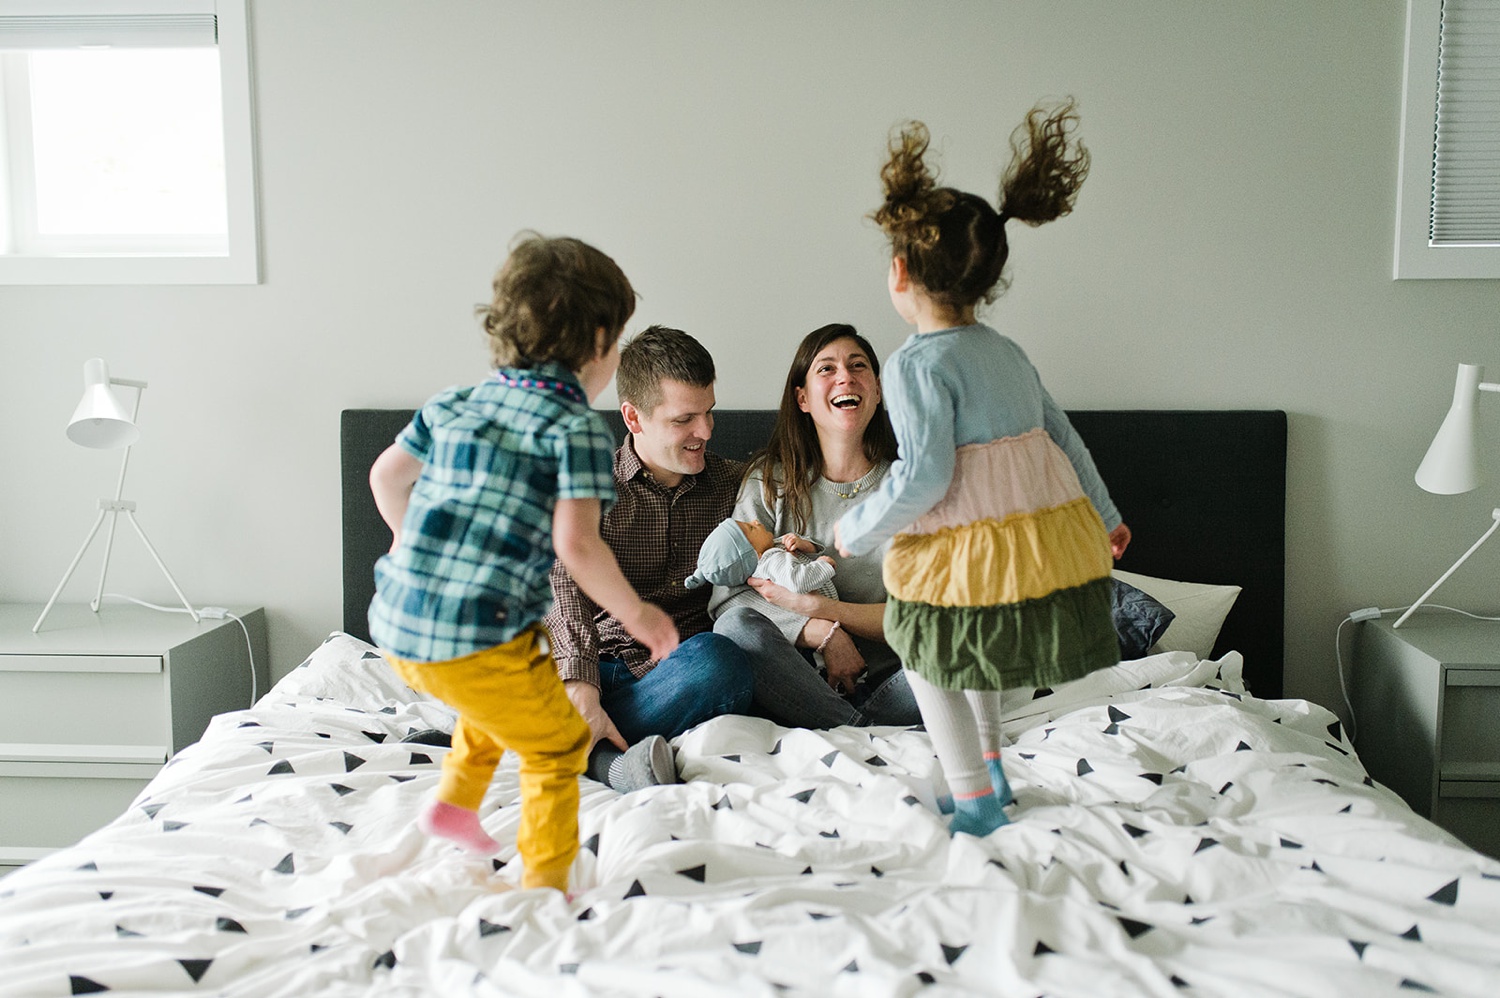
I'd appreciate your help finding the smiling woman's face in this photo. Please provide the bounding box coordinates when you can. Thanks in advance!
[795,336,881,437]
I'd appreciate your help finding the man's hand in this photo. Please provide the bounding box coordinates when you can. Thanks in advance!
[564,680,627,752]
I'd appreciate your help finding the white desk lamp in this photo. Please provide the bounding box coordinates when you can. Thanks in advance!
[1394,362,1500,628]
[33,359,199,632]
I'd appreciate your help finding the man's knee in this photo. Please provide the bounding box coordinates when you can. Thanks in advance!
[675,631,754,703]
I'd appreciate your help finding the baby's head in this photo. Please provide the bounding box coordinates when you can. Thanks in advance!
[683,519,773,589]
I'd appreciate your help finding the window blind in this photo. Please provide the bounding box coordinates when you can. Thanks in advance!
[1432,0,1500,244]
[0,2,216,50]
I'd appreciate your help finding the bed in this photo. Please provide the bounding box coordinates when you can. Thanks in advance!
[3,408,1498,997]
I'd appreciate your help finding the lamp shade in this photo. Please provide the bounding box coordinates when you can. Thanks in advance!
[1414,363,1483,495]
[66,358,140,449]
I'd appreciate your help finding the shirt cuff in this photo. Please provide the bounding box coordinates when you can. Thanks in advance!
[554,656,601,689]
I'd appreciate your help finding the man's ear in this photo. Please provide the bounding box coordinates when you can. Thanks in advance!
[620,399,645,436]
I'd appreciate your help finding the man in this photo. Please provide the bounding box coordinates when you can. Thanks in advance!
[545,325,755,792]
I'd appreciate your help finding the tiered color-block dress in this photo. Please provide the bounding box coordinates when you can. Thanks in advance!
[837,325,1122,692]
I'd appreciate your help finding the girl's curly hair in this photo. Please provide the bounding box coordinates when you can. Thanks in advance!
[872,99,1090,311]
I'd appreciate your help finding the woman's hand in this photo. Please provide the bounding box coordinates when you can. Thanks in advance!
[1109,523,1132,560]
[820,626,866,694]
[747,576,824,618]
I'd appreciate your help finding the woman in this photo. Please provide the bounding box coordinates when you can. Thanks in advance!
[710,324,920,728]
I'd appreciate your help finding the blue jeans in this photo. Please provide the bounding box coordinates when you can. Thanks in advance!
[712,606,920,729]
[597,631,754,743]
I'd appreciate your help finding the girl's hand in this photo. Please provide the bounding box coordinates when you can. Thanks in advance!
[1108,523,1132,560]
[833,520,852,558]
[748,576,822,617]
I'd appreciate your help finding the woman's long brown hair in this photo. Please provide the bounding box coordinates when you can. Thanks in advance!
[744,324,899,535]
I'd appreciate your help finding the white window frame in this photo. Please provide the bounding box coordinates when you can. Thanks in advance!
[1395,0,1500,279]
[0,0,259,285]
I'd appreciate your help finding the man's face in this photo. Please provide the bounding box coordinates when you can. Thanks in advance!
[623,378,716,487]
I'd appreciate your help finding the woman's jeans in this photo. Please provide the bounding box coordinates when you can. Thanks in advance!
[711,606,920,729]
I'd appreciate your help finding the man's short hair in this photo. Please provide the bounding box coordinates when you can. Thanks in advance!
[616,325,716,414]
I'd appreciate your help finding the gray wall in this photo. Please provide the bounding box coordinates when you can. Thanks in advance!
[3,1,1497,717]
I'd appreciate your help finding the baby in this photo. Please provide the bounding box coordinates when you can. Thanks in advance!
[685,518,837,599]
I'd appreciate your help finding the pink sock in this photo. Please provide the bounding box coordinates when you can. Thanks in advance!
[418,799,499,855]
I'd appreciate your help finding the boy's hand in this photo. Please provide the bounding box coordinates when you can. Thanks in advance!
[621,601,679,661]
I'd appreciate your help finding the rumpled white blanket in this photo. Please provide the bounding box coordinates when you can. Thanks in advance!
[2,633,1497,997]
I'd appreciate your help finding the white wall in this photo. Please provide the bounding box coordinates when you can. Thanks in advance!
[3,1,1497,714]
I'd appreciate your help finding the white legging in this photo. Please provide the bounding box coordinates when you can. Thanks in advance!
[904,669,1005,799]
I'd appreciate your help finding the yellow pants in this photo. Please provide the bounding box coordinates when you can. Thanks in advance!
[385,626,590,891]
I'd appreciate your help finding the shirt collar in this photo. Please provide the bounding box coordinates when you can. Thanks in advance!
[617,435,699,494]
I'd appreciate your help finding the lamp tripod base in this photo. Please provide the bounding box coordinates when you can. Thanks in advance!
[32,498,198,633]
[1393,507,1500,629]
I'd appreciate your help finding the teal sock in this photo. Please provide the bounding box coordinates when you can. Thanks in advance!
[986,756,1014,807]
[950,790,1010,838]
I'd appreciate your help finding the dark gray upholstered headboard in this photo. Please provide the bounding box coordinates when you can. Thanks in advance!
[342,408,1287,698]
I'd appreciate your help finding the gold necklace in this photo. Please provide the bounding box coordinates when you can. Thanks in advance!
[827,464,879,500]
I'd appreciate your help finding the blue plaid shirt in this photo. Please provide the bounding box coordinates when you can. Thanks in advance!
[368,363,617,663]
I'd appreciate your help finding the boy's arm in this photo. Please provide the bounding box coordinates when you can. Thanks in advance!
[553,498,678,662]
[553,497,678,753]
[369,444,422,552]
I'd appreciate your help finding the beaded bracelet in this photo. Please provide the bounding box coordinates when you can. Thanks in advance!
[814,620,842,654]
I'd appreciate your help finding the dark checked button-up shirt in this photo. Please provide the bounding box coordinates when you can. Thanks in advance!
[545,437,744,688]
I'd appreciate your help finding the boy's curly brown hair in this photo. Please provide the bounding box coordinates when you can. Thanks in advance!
[477,232,636,370]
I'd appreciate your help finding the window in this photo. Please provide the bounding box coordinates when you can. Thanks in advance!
[0,0,258,284]
[1395,0,1500,279]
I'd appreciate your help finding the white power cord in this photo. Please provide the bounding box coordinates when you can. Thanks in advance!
[100,593,259,706]
[1336,602,1500,745]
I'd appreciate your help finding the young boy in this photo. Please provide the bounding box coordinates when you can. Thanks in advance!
[368,233,677,894]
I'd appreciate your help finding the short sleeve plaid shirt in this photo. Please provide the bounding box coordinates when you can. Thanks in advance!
[368,363,617,663]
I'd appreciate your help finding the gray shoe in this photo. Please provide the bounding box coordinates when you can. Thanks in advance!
[600,735,677,793]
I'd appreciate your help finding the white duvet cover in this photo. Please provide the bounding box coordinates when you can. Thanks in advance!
[2,633,1498,997]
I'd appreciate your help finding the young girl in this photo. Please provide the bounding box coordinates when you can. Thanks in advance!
[835,101,1131,837]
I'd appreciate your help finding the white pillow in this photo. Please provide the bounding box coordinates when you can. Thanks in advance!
[1111,570,1241,660]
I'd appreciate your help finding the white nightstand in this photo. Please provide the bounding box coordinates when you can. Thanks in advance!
[1352,614,1500,859]
[0,603,268,873]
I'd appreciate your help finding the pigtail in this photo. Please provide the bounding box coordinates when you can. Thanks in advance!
[998,98,1090,227]
[872,122,948,253]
